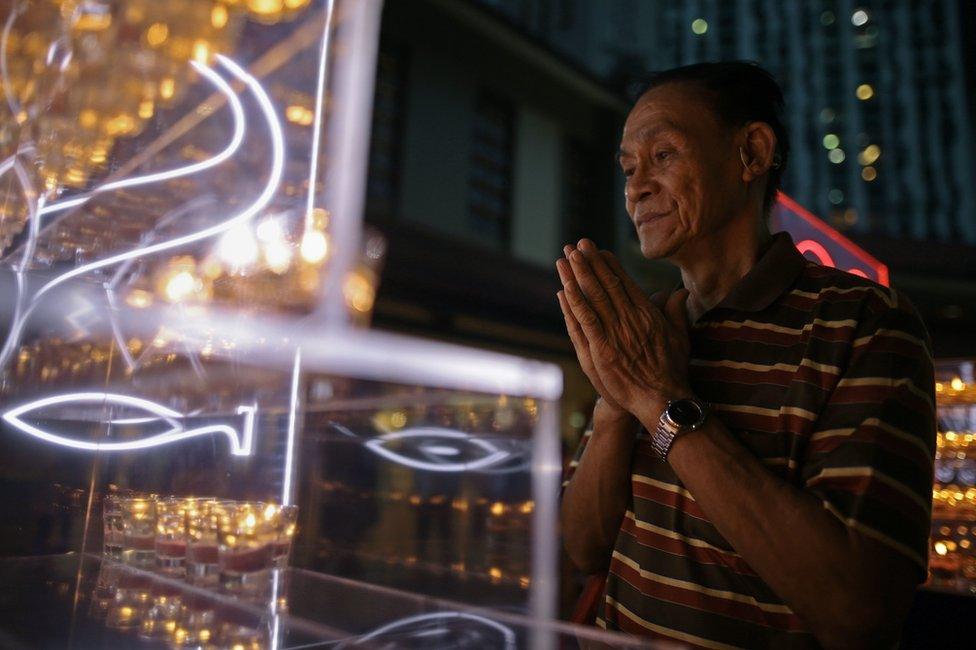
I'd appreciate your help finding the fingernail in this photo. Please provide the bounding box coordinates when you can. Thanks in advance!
[579,239,594,252]
[570,250,582,262]
[563,245,574,257]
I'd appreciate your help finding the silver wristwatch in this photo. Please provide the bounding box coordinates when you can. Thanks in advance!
[650,397,709,460]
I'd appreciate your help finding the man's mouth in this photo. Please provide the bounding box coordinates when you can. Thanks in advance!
[635,210,673,227]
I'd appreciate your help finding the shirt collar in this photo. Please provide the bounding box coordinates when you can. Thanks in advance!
[690,231,807,315]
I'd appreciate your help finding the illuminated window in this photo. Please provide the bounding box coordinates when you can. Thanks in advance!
[691,18,708,35]
[856,84,874,100]
[858,144,881,165]
[851,9,869,26]
[861,166,877,181]
[828,148,845,164]
[822,134,839,149]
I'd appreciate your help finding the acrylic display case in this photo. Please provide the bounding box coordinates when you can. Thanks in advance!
[927,358,976,595]
[0,1,654,647]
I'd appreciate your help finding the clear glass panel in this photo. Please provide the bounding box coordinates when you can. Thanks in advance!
[929,358,976,594]
[0,1,584,645]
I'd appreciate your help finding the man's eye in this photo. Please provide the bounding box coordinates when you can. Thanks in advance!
[655,150,674,162]
[623,168,635,178]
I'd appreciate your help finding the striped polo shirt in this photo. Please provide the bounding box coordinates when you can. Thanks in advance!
[562,232,935,649]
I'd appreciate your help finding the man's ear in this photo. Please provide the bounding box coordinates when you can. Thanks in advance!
[739,122,777,183]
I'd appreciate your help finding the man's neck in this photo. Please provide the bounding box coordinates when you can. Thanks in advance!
[673,216,771,322]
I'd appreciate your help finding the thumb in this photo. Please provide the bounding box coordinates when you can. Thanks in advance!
[664,288,691,331]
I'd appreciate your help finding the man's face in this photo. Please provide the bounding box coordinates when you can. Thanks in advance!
[618,83,740,260]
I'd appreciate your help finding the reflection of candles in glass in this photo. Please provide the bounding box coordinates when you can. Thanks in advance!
[103,495,124,560]
[216,501,275,595]
[155,497,193,575]
[121,497,157,566]
[186,499,222,587]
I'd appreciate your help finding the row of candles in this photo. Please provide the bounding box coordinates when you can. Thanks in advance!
[104,495,297,597]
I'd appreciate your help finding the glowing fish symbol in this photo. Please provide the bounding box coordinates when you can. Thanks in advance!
[2,392,256,456]
[342,612,516,649]
[363,426,512,473]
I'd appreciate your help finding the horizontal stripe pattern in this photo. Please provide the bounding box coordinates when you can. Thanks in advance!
[562,239,935,648]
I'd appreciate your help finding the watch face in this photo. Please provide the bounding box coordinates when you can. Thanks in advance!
[667,399,703,427]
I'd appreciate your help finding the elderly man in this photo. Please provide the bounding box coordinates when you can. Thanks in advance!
[557,62,934,649]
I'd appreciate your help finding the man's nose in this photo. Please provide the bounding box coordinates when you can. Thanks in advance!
[625,167,660,205]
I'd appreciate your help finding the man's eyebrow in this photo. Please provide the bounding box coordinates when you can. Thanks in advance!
[618,122,685,159]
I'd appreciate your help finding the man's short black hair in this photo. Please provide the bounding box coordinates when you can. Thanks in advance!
[632,61,790,216]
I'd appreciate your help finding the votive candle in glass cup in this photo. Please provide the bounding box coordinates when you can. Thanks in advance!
[216,501,275,595]
[102,494,124,560]
[155,497,192,575]
[270,504,299,569]
[121,496,157,566]
[186,499,222,587]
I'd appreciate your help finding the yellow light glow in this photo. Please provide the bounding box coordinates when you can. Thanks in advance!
[263,240,293,274]
[390,411,407,428]
[160,78,176,100]
[691,18,708,35]
[74,11,112,31]
[859,144,881,165]
[138,100,154,120]
[244,513,256,529]
[489,567,502,580]
[490,502,505,516]
[934,541,948,556]
[212,5,229,28]
[300,230,329,264]
[343,271,375,313]
[519,501,534,514]
[856,84,874,100]
[146,23,169,47]
[951,377,965,391]
[199,629,211,642]
[248,0,285,16]
[192,39,210,64]
[164,270,198,303]
[861,166,877,181]
[78,109,98,129]
[126,289,154,309]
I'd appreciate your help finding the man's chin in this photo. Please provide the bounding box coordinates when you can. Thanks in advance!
[639,237,681,261]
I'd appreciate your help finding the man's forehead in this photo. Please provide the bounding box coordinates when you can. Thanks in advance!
[621,87,720,146]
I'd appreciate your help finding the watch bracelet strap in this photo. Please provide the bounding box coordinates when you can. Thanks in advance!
[651,418,679,460]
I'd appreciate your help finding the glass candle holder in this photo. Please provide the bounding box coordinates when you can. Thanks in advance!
[155,497,193,575]
[186,499,222,587]
[216,501,275,595]
[121,496,157,566]
[270,504,299,569]
[102,494,124,560]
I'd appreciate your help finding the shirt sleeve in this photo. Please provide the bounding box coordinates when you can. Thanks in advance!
[800,288,936,576]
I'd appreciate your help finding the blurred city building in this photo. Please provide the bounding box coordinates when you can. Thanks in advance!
[363,0,976,412]
[468,0,976,354]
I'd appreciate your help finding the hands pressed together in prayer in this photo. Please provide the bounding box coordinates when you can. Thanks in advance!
[555,239,693,423]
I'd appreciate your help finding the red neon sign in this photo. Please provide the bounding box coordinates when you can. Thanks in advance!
[772,193,889,286]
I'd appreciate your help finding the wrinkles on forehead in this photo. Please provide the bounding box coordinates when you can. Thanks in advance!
[621,83,728,152]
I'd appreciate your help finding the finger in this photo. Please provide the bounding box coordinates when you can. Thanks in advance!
[577,239,632,313]
[649,290,669,310]
[599,250,652,308]
[665,288,691,332]
[567,248,616,327]
[560,263,607,343]
[557,289,589,354]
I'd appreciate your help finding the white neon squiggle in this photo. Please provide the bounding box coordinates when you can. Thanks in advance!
[38,60,246,218]
[1,5,23,116]
[364,427,510,473]
[346,612,516,649]
[281,348,301,506]
[2,393,258,456]
[303,0,335,233]
[29,55,283,304]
